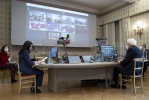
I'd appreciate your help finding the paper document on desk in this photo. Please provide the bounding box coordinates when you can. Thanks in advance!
[41,57,48,62]
[35,63,39,65]
[40,57,48,64]
[41,62,46,64]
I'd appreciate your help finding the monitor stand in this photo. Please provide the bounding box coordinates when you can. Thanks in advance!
[106,57,114,62]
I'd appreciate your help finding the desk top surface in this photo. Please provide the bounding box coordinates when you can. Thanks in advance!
[33,62,119,68]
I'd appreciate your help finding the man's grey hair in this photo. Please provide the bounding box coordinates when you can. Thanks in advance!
[127,38,137,46]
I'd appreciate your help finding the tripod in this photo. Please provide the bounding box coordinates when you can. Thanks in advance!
[60,44,68,63]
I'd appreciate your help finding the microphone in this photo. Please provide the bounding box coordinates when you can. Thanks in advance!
[34,51,43,57]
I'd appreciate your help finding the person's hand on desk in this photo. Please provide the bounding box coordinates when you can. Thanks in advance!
[118,59,123,63]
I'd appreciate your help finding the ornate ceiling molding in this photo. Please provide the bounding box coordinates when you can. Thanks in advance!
[100,1,128,14]
[33,0,129,14]
[34,0,100,13]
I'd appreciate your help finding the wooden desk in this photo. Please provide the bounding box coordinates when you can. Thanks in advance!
[34,62,119,92]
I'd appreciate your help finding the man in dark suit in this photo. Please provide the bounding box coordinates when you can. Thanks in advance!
[140,44,149,76]
[111,38,142,89]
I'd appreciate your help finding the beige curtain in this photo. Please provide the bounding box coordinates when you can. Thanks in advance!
[108,22,115,47]
[103,24,108,44]
[98,26,102,38]
[119,20,125,55]
[122,17,131,42]
[121,17,131,54]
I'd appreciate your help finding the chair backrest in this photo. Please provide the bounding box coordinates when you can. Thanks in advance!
[12,54,19,62]
[16,61,21,78]
[14,55,20,76]
[133,58,144,76]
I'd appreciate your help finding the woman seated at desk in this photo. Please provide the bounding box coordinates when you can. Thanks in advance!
[0,45,18,83]
[18,41,44,94]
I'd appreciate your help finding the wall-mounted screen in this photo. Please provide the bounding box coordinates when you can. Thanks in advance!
[11,0,97,47]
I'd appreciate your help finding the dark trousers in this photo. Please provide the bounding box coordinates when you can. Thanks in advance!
[143,61,149,76]
[32,69,44,87]
[0,63,18,80]
[113,67,125,85]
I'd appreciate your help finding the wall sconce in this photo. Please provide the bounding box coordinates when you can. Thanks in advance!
[134,26,143,39]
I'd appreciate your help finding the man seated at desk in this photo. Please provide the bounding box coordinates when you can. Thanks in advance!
[111,38,142,89]
[140,44,149,76]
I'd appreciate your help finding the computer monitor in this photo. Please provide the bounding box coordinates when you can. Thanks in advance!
[100,45,115,58]
[50,47,58,59]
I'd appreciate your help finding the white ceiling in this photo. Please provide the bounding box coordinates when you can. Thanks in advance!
[51,0,124,10]
[34,0,132,14]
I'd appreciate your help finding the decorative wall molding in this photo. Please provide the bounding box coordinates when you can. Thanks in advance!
[100,1,127,14]
[129,0,149,16]
[34,0,129,14]
[34,0,100,14]
[99,6,129,25]
[99,0,149,25]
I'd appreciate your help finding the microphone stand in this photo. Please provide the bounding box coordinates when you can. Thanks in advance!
[34,51,43,57]
[63,43,68,63]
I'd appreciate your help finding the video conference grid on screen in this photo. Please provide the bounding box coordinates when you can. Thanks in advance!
[11,1,97,47]
[27,3,89,46]
[100,46,115,57]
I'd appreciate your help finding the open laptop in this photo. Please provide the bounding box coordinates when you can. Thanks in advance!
[68,56,81,64]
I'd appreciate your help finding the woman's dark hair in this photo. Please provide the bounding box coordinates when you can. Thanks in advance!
[1,45,9,54]
[18,41,33,55]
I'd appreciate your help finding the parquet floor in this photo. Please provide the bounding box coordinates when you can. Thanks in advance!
[0,72,149,100]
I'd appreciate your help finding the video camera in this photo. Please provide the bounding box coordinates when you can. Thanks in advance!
[96,38,107,46]
[57,34,70,46]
